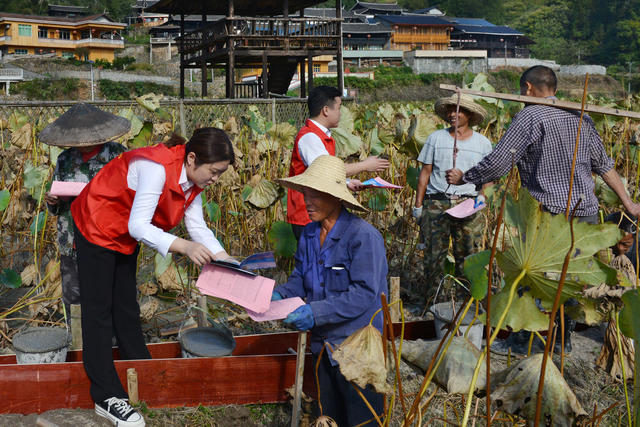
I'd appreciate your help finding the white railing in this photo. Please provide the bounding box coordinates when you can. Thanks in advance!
[0,36,11,42]
[76,38,124,47]
[0,69,24,80]
[150,37,175,44]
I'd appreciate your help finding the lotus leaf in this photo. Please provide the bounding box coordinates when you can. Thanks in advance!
[8,112,29,133]
[479,287,549,332]
[619,289,640,421]
[467,73,501,107]
[463,250,491,300]
[11,123,32,149]
[224,117,239,134]
[154,253,173,277]
[129,122,153,148]
[267,122,297,146]
[408,113,439,149]
[332,127,363,158]
[337,105,355,133]
[20,264,37,287]
[406,166,420,191]
[256,134,279,153]
[203,200,221,222]
[401,337,486,393]
[377,104,395,125]
[0,189,9,212]
[118,109,144,139]
[367,189,388,211]
[241,185,253,202]
[246,179,280,209]
[0,268,21,289]
[365,128,385,156]
[30,211,46,236]
[497,188,623,305]
[490,354,586,426]
[594,175,626,208]
[136,93,162,112]
[140,297,159,322]
[333,324,389,394]
[267,221,297,258]
[46,145,64,166]
[23,161,49,201]
[246,106,270,135]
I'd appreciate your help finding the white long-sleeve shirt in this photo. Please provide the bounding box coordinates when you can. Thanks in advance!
[127,157,224,257]
[297,119,331,166]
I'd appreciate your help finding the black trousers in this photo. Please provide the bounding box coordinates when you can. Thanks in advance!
[315,352,384,427]
[74,222,151,403]
[292,223,305,241]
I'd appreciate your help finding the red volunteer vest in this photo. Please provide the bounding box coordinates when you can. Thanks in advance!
[287,120,336,226]
[71,144,203,254]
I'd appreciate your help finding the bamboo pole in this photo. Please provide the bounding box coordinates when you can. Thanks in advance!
[439,84,640,120]
[291,331,307,427]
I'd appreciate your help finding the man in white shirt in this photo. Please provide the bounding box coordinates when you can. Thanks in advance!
[412,94,492,304]
[287,86,390,239]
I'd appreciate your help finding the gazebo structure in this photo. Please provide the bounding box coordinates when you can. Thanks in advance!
[148,0,345,99]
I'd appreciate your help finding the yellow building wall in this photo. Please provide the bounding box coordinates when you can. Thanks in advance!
[1,19,122,61]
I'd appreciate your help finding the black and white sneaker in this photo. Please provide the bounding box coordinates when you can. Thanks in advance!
[95,397,145,426]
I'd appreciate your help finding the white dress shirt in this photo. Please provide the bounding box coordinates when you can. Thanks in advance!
[297,119,331,166]
[127,157,224,257]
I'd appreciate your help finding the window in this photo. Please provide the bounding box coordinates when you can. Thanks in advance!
[59,29,70,40]
[14,48,28,55]
[38,27,48,38]
[18,24,32,37]
[313,64,321,73]
[61,51,74,58]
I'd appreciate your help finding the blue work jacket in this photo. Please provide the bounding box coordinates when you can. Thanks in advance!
[276,208,388,356]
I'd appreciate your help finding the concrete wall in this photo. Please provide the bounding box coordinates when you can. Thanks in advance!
[48,69,174,84]
[557,64,606,76]
[488,58,607,75]
[404,51,487,74]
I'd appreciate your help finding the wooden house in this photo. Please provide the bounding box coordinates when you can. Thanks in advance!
[375,14,451,51]
[148,0,345,99]
[447,17,533,58]
[47,4,90,18]
[349,1,403,16]
[0,12,125,61]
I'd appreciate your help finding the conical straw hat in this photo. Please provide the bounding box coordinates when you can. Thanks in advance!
[276,155,366,212]
[39,103,131,147]
[434,94,488,127]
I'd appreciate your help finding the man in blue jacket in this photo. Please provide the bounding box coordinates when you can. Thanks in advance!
[274,155,388,426]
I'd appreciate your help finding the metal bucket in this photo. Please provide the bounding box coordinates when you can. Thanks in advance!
[12,327,69,364]
[179,326,236,358]
[429,302,484,349]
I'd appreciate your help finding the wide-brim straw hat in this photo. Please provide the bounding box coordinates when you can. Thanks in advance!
[276,155,366,212]
[434,94,488,127]
[39,103,131,147]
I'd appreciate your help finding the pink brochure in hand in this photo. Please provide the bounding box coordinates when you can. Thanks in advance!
[445,198,485,219]
[362,177,403,189]
[196,264,275,313]
[246,297,305,322]
[50,181,87,197]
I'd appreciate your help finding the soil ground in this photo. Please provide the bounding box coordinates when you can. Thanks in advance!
[0,323,626,426]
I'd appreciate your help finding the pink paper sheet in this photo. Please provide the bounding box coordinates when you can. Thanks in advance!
[50,181,87,197]
[246,297,305,322]
[362,177,403,189]
[445,198,485,219]
[196,264,275,313]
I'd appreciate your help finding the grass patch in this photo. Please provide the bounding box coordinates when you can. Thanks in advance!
[14,78,81,100]
[99,79,176,100]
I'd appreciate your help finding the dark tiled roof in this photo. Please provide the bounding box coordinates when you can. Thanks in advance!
[149,0,325,16]
[376,14,451,26]
[453,24,523,36]
[445,17,495,27]
[351,1,403,12]
[343,22,391,34]
[303,7,359,19]
[0,12,119,24]
[48,4,89,12]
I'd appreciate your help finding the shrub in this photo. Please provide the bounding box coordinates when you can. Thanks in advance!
[126,63,155,73]
[14,78,81,100]
[113,56,136,70]
[98,79,176,100]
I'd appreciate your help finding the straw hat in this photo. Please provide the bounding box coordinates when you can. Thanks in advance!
[434,94,487,127]
[39,103,131,147]
[276,155,366,212]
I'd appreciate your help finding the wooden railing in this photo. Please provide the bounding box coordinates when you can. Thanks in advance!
[234,80,263,98]
[178,16,341,63]
[392,33,449,44]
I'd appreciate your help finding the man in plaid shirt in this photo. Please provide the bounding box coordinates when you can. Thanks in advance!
[446,65,640,222]
[446,65,640,355]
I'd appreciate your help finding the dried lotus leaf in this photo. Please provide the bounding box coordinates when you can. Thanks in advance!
[21,264,38,287]
[332,324,389,394]
[138,282,158,296]
[140,297,159,322]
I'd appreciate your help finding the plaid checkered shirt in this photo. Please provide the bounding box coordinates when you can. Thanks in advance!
[463,104,614,216]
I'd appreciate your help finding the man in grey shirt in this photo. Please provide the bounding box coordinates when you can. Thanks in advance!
[412,94,492,303]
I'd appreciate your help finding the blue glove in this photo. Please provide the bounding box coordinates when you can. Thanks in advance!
[271,291,283,301]
[474,194,486,209]
[283,304,314,330]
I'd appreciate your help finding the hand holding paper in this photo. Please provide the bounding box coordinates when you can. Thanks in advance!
[445,198,485,219]
[246,297,305,322]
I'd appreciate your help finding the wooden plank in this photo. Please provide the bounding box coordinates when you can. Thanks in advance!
[439,84,640,120]
[0,322,434,414]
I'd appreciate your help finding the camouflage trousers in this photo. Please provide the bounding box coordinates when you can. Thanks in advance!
[418,198,485,303]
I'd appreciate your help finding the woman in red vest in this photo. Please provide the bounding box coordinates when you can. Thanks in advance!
[71,127,235,427]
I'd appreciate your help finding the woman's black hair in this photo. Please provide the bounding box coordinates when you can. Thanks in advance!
[164,127,235,166]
